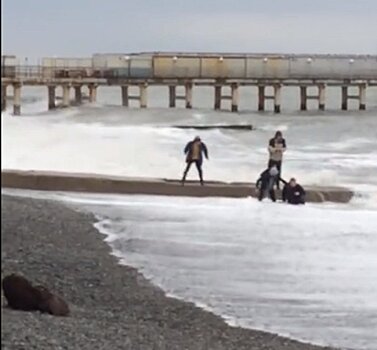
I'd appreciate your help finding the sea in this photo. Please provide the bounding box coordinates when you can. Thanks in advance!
[2,85,377,350]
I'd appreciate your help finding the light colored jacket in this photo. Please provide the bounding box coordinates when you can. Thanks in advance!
[268,138,286,161]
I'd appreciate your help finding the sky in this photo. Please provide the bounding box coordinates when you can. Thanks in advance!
[2,0,377,59]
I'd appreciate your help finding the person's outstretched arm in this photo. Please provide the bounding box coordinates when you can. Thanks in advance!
[184,142,191,154]
[279,177,288,185]
[202,143,209,159]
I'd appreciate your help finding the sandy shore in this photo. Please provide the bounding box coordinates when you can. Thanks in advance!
[1,195,337,350]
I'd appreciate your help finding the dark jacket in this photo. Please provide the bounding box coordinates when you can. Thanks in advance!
[256,169,286,190]
[282,184,306,204]
[184,141,208,165]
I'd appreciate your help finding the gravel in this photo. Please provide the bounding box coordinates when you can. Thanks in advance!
[1,194,337,350]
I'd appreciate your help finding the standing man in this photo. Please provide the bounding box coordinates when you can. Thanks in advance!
[268,131,287,189]
[181,136,209,186]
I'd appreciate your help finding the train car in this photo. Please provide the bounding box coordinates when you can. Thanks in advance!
[246,55,290,79]
[41,57,93,79]
[288,55,377,80]
[200,56,245,79]
[92,54,153,79]
[1,55,19,78]
[153,55,201,78]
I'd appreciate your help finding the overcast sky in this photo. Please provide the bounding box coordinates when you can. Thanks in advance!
[2,0,377,59]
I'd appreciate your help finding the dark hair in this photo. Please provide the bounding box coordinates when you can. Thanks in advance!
[275,131,282,137]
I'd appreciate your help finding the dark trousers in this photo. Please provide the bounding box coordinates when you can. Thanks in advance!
[182,160,203,184]
[268,159,282,189]
[258,188,276,202]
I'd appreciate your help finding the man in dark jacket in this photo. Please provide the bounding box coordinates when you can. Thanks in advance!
[181,136,209,186]
[256,166,286,202]
[268,131,287,189]
[282,178,306,205]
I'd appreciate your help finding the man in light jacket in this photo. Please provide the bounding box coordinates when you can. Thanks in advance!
[268,131,287,189]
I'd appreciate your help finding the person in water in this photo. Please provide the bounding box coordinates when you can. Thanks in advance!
[181,136,209,186]
[256,166,286,202]
[268,131,287,189]
[282,178,306,205]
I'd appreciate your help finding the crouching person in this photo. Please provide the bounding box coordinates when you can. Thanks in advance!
[256,166,286,202]
[282,178,306,205]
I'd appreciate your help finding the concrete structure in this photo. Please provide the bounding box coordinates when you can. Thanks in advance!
[1,170,354,204]
[1,52,377,115]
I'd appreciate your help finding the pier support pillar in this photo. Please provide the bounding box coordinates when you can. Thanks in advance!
[341,86,348,111]
[1,85,6,112]
[48,85,56,110]
[359,84,366,110]
[274,84,282,114]
[121,86,129,107]
[88,84,97,103]
[185,83,193,109]
[231,83,239,112]
[300,86,307,111]
[214,86,221,110]
[318,84,326,111]
[62,85,70,107]
[258,86,265,111]
[140,84,147,108]
[13,84,21,116]
[74,86,82,105]
[169,86,176,108]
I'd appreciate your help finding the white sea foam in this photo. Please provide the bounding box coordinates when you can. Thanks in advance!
[3,189,376,350]
[2,87,377,350]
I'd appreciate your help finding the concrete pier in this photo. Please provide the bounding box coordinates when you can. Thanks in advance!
[13,84,21,116]
[169,85,176,108]
[318,84,326,111]
[74,85,82,105]
[121,86,129,107]
[62,85,70,107]
[2,52,375,115]
[140,84,147,108]
[231,83,239,112]
[359,83,367,110]
[185,83,193,109]
[258,86,265,111]
[88,84,97,103]
[1,170,354,204]
[274,85,282,113]
[48,85,56,110]
[214,85,221,110]
[1,85,6,111]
